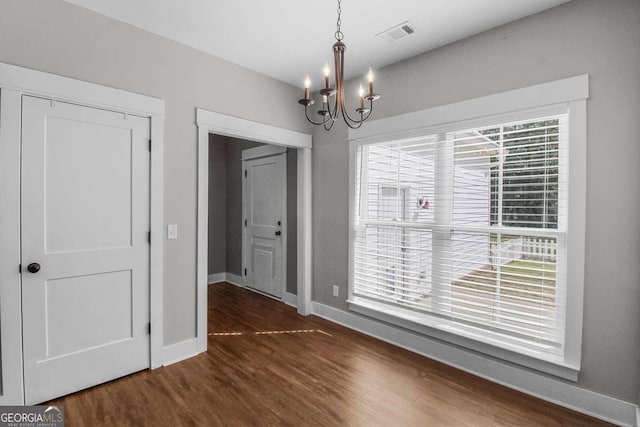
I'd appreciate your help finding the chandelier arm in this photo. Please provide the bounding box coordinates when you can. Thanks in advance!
[320,99,335,124]
[304,105,332,126]
[342,98,376,128]
[323,103,336,130]
[324,119,336,131]
[341,104,365,124]
[326,92,339,122]
[341,108,364,129]
[326,98,338,130]
[336,95,361,129]
[358,99,375,122]
[315,93,338,125]
[341,102,370,125]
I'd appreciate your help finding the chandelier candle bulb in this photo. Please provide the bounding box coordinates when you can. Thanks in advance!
[359,85,365,108]
[367,67,374,95]
[304,76,311,100]
[324,63,330,89]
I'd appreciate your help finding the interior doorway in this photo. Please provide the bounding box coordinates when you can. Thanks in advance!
[207,136,298,303]
[196,108,312,354]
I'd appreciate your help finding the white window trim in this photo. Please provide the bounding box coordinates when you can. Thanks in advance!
[347,75,588,380]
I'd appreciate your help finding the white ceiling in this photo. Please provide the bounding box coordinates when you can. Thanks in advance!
[63,0,569,89]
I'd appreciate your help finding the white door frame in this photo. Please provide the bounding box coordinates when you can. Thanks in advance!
[0,62,165,405]
[196,108,312,353]
[242,145,288,298]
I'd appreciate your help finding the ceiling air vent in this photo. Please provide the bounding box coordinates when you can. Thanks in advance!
[376,21,417,43]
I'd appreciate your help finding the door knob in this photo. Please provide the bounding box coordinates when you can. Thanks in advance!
[27,263,41,273]
[275,231,281,236]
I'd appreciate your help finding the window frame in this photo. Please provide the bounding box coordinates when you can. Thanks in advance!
[347,75,588,380]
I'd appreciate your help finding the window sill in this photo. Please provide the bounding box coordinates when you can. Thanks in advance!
[348,297,580,381]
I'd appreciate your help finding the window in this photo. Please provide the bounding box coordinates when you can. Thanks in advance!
[348,76,588,378]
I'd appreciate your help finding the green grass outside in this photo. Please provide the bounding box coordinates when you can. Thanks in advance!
[452,258,556,303]
[502,260,556,283]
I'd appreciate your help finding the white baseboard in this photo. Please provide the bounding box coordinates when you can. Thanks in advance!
[162,338,200,366]
[225,273,244,287]
[283,292,297,308]
[207,273,225,283]
[311,302,638,427]
[208,272,244,287]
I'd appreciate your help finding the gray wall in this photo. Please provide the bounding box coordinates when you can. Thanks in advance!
[208,137,297,294]
[0,0,309,345]
[286,148,297,295]
[208,135,227,274]
[312,0,640,403]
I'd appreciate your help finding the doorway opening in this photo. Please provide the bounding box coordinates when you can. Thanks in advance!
[195,108,312,354]
[207,135,298,305]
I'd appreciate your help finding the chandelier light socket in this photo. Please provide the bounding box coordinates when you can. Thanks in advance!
[319,88,337,97]
[298,98,315,106]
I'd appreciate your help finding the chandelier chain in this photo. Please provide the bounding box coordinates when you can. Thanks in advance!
[335,0,343,41]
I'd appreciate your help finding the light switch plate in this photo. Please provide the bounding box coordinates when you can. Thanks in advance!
[167,224,178,240]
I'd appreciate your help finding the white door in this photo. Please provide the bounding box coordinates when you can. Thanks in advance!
[21,96,151,404]
[243,146,286,298]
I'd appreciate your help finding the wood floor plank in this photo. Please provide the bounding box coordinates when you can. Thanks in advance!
[48,282,612,426]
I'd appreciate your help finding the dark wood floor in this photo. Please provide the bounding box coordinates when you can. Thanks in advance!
[50,282,611,426]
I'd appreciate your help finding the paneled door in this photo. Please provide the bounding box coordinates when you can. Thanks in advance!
[243,146,286,299]
[21,96,151,404]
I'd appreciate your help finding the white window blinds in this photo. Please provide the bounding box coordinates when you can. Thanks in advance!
[353,114,568,353]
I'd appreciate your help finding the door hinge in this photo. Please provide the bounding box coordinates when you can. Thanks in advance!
[148,231,151,244]
[244,169,247,178]
[148,139,152,152]
[244,219,247,226]
[244,268,247,276]
[147,322,151,335]
[18,264,22,273]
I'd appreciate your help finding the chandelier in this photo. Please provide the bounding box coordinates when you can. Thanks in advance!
[298,0,380,130]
